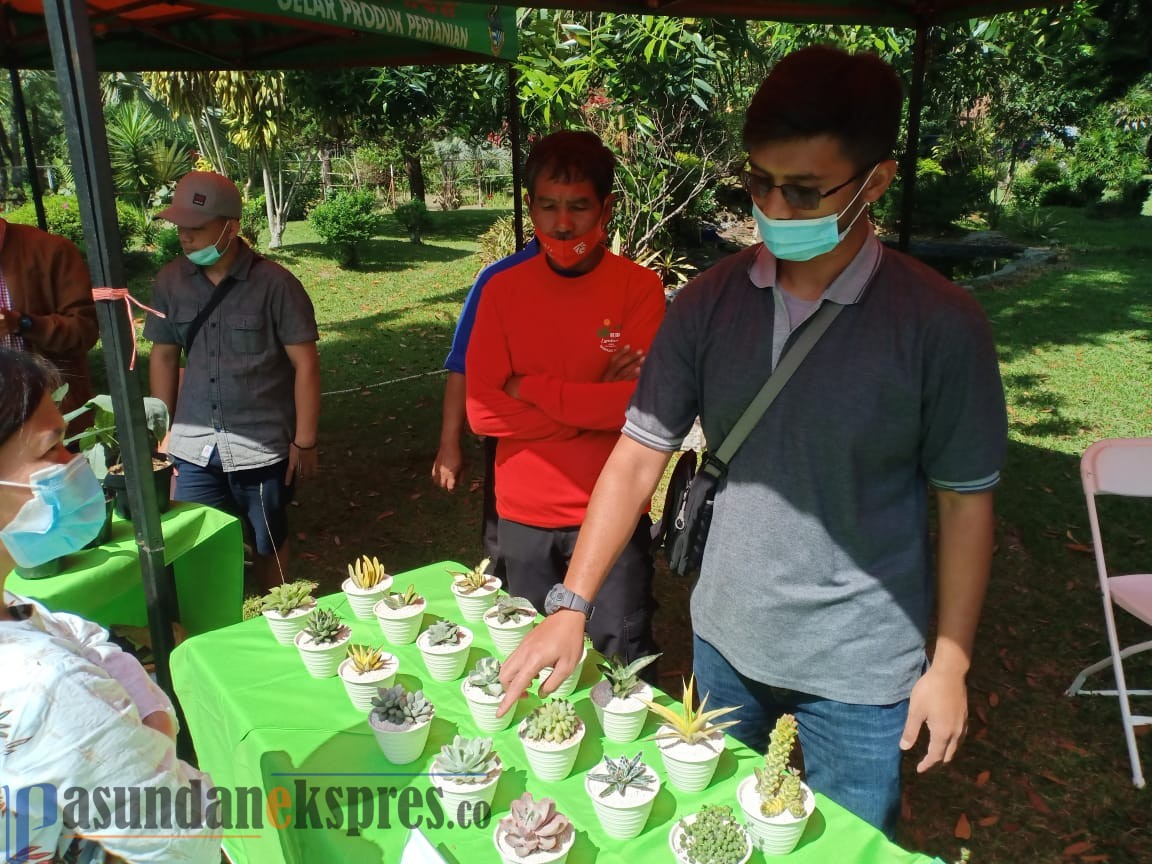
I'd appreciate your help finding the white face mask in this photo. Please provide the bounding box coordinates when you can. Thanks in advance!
[753,165,878,262]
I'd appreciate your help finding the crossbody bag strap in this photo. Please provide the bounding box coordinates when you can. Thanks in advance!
[704,300,846,478]
[183,277,234,355]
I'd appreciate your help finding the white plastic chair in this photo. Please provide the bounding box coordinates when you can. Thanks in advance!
[1066,437,1152,788]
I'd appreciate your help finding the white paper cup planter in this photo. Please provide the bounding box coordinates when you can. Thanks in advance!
[494,793,575,864]
[537,646,588,700]
[260,582,317,645]
[656,727,727,792]
[342,575,393,620]
[669,807,753,864]
[461,659,517,733]
[430,736,502,822]
[263,605,313,646]
[293,608,352,679]
[518,700,585,782]
[374,592,426,645]
[591,679,652,743]
[416,621,474,681]
[483,596,538,657]
[736,775,814,856]
[369,684,434,765]
[449,572,502,622]
[584,754,661,840]
[338,649,397,712]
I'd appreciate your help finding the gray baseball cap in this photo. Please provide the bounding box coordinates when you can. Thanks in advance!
[157,171,242,227]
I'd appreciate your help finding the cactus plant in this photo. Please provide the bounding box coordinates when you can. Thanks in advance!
[433,735,499,784]
[449,558,492,594]
[645,675,740,746]
[754,714,807,818]
[302,607,346,645]
[261,581,316,616]
[347,554,389,589]
[523,699,580,744]
[498,793,573,858]
[466,657,504,697]
[674,805,751,864]
[488,594,536,624]
[370,684,434,729]
[425,618,462,646]
[346,644,389,674]
[599,652,661,700]
[586,752,656,798]
[381,583,422,610]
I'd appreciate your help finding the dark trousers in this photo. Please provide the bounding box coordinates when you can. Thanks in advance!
[497,515,658,665]
[481,437,505,581]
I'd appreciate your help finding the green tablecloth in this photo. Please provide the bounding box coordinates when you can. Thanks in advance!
[8,502,244,635]
[171,561,939,864]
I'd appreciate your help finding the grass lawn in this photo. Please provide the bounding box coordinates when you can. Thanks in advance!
[105,204,1151,863]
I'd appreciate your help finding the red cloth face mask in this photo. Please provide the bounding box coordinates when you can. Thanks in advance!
[537,223,604,271]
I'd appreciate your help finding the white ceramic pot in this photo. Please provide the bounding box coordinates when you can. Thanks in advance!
[591,680,651,743]
[462,680,516,733]
[342,575,393,620]
[493,824,574,864]
[433,758,502,824]
[338,656,397,712]
[669,812,753,864]
[736,774,815,856]
[518,719,585,782]
[369,714,432,765]
[483,608,536,657]
[416,626,474,681]
[537,647,588,699]
[451,577,501,622]
[655,725,725,793]
[585,768,660,839]
[293,628,351,679]
[374,598,426,645]
[262,605,314,646]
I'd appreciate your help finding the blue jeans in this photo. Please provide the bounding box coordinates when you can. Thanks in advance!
[693,635,907,837]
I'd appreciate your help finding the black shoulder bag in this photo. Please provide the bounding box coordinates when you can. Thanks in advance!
[652,301,845,577]
[182,278,234,354]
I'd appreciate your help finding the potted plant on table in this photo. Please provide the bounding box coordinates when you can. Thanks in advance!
[374,583,426,645]
[644,675,740,793]
[483,594,537,657]
[342,554,393,619]
[462,656,516,733]
[293,607,351,678]
[416,618,473,681]
[518,698,585,782]
[536,637,590,700]
[338,643,397,711]
[369,683,435,765]
[736,714,815,856]
[493,793,575,864]
[591,653,661,743]
[584,752,661,840]
[261,581,317,645]
[431,734,503,818]
[669,804,753,864]
[449,558,501,621]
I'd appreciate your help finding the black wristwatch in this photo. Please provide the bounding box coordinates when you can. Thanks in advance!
[544,583,595,620]
[16,314,33,335]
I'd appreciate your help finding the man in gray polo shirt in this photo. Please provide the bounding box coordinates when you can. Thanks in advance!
[145,171,320,591]
[498,47,1007,837]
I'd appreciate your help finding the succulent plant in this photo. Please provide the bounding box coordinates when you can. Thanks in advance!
[346,643,389,675]
[370,684,434,728]
[381,583,422,610]
[466,656,504,697]
[433,735,500,784]
[523,699,580,744]
[498,793,572,858]
[302,607,347,645]
[424,618,462,646]
[754,714,808,818]
[675,804,750,864]
[487,594,536,624]
[347,555,389,589]
[598,652,661,699]
[449,558,492,594]
[261,581,316,616]
[644,675,740,747]
[586,752,656,798]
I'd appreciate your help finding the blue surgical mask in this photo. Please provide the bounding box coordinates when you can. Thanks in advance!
[753,165,878,262]
[0,456,107,568]
[186,222,232,267]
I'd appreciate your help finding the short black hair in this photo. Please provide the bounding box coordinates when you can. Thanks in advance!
[0,348,57,450]
[742,46,904,168]
[524,131,616,203]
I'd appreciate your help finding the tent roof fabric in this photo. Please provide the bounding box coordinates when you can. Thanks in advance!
[0,0,517,69]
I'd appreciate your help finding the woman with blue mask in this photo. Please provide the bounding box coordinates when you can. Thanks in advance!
[0,348,221,863]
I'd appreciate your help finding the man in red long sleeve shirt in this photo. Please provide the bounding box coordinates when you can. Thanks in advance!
[466,131,665,663]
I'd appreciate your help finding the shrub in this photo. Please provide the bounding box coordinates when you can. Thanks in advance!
[911,158,996,232]
[1076,176,1106,206]
[1030,159,1064,186]
[1040,183,1084,208]
[1010,174,1044,209]
[240,195,265,247]
[478,215,518,268]
[4,194,139,252]
[393,199,431,244]
[152,227,183,267]
[308,189,385,268]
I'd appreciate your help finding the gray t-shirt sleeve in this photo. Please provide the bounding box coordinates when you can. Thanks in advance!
[920,293,1007,492]
[623,282,704,452]
[269,269,319,346]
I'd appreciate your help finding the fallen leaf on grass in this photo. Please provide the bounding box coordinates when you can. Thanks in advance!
[333,535,341,546]
[299,552,319,561]
[296,532,307,542]
[975,705,989,724]
[954,813,971,839]
[989,692,1000,707]
[978,815,1000,827]
[409,492,422,501]
[375,511,395,520]
[1063,840,1094,856]
[1027,788,1052,814]
[976,770,991,787]
[1066,543,1093,554]
[1079,856,1109,862]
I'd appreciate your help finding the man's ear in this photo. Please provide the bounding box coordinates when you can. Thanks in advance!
[863,159,899,204]
[599,192,616,227]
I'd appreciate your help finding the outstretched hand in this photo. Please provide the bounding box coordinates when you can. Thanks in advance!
[497,610,587,716]
[899,664,969,773]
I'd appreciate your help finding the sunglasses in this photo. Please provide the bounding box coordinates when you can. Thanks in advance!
[740,162,877,211]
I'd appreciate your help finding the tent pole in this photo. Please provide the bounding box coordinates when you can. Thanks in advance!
[507,63,525,250]
[898,22,930,253]
[7,65,47,231]
[41,0,180,714]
